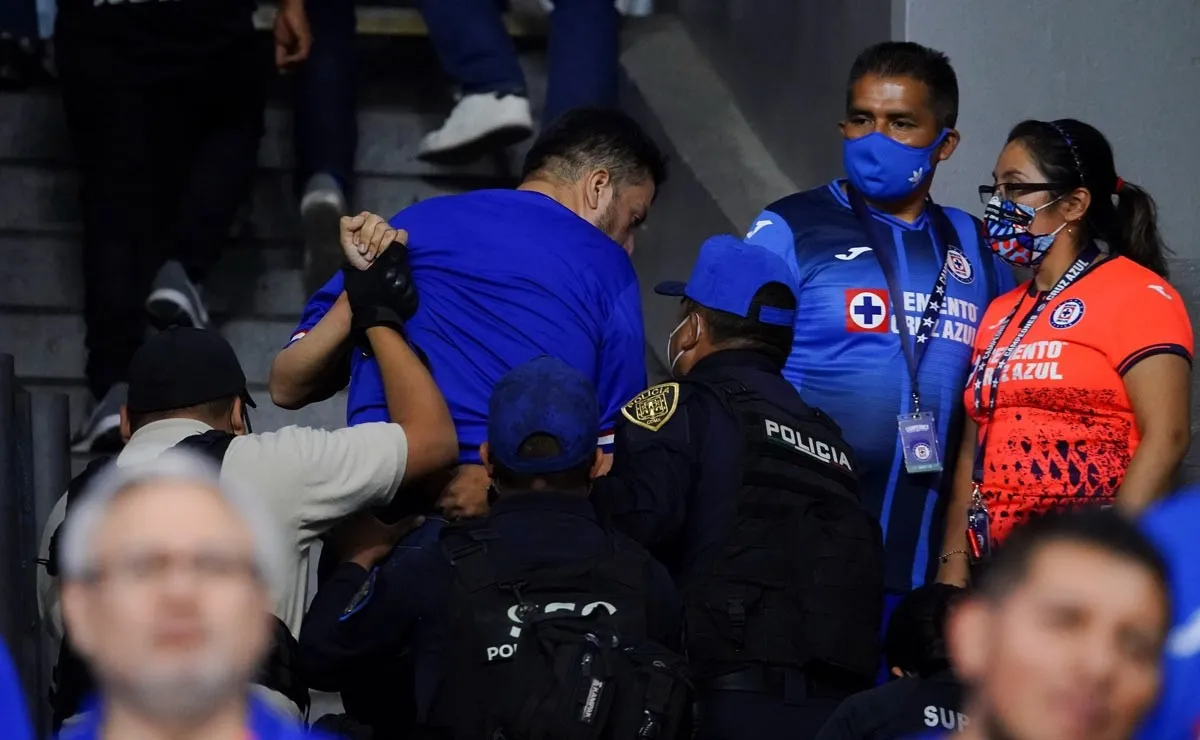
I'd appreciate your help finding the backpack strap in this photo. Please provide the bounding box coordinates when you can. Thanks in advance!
[171,429,236,462]
[46,454,115,577]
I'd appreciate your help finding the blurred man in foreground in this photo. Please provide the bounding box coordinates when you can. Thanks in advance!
[56,451,333,739]
[930,510,1170,740]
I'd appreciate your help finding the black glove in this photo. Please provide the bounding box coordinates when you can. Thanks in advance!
[342,243,419,342]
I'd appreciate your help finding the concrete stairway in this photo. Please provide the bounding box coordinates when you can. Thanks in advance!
[0,29,545,462]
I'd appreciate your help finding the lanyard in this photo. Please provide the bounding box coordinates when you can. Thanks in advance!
[969,244,1101,481]
[847,187,953,413]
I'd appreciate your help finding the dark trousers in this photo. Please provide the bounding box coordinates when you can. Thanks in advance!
[294,0,619,179]
[420,0,620,125]
[695,668,858,740]
[0,0,38,37]
[293,0,358,193]
[56,32,265,399]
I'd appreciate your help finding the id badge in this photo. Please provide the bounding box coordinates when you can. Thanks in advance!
[898,412,943,473]
[967,484,992,562]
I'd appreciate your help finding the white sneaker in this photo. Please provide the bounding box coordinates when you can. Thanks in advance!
[418,93,534,165]
[300,173,348,295]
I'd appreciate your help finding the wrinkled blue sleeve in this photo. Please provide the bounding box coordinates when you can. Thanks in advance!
[597,280,648,452]
[285,272,344,347]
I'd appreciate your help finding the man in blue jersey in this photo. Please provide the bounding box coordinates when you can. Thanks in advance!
[744,42,1015,599]
[269,107,665,517]
[1139,489,1200,740]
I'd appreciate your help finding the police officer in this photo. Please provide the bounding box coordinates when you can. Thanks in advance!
[593,235,886,739]
[297,357,682,738]
[815,584,966,740]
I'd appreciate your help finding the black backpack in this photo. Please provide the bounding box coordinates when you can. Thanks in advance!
[46,430,310,725]
[432,521,691,740]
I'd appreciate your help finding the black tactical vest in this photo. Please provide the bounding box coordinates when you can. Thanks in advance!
[47,430,310,726]
[682,373,885,683]
[431,520,657,737]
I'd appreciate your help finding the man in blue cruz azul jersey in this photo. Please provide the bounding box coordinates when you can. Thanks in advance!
[744,42,1015,603]
[269,108,666,518]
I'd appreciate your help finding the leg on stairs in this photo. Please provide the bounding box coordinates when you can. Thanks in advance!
[57,32,159,448]
[416,0,533,164]
[544,0,620,126]
[151,38,266,327]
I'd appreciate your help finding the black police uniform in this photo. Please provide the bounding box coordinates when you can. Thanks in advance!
[814,670,967,739]
[297,492,681,734]
[593,349,885,740]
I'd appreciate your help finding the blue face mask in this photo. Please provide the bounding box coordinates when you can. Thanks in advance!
[843,130,949,202]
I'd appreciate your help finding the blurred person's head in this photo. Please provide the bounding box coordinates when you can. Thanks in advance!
[885,583,964,678]
[481,356,605,496]
[947,509,1170,740]
[59,451,287,725]
[520,107,668,254]
[655,235,797,377]
[119,328,255,441]
[841,42,960,208]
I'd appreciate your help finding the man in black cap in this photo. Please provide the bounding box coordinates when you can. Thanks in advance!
[44,247,459,726]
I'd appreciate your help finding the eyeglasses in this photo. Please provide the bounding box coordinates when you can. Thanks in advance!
[82,550,261,588]
[978,183,1073,205]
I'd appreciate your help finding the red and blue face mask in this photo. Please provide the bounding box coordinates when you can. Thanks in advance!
[983,195,1067,267]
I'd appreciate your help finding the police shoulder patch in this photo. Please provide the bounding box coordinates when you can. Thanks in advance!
[621,382,681,432]
[339,569,377,621]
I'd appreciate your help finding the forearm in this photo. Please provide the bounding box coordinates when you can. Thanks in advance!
[936,425,978,585]
[269,293,353,408]
[1116,432,1189,514]
[365,326,457,480]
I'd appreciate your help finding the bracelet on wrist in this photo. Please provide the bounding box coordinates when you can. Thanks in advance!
[938,550,969,564]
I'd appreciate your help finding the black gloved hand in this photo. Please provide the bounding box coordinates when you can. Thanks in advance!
[342,242,419,342]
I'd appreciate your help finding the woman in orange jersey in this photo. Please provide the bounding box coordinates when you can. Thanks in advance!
[937,119,1192,586]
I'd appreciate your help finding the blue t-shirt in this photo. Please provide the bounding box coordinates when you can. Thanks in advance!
[746,180,1015,592]
[1138,489,1200,740]
[288,189,647,463]
[0,638,30,740]
[57,694,332,740]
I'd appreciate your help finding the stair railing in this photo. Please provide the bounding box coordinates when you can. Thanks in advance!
[0,353,72,737]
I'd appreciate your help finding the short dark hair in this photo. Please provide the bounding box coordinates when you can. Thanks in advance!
[975,509,1169,603]
[847,42,959,129]
[127,396,237,434]
[884,583,964,677]
[683,282,796,367]
[492,433,593,491]
[1007,118,1170,277]
[521,107,668,190]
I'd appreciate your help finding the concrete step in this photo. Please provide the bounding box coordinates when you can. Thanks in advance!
[28,380,349,440]
[1,312,300,388]
[0,233,308,319]
[0,92,529,182]
[0,162,482,241]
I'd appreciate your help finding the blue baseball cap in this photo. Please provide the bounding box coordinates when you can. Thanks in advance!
[487,356,600,475]
[654,235,796,326]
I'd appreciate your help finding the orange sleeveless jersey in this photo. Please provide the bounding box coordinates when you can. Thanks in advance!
[964,255,1193,543]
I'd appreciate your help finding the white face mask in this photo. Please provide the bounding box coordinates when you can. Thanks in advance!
[666,314,699,376]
